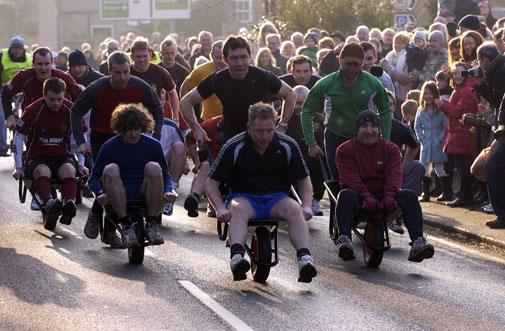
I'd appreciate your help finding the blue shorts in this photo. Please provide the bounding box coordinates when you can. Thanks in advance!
[225,192,288,220]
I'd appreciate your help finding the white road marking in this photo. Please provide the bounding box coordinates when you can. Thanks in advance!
[178,280,254,331]
[428,235,505,265]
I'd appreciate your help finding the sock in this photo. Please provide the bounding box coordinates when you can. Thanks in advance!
[230,243,245,258]
[35,176,52,203]
[61,177,77,202]
[91,199,103,214]
[296,248,311,259]
[191,192,201,201]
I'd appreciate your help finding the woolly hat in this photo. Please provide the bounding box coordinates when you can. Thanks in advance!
[458,14,480,31]
[356,110,380,130]
[304,33,318,43]
[413,31,427,42]
[9,36,25,48]
[68,49,88,67]
[428,30,445,45]
[340,42,364,63]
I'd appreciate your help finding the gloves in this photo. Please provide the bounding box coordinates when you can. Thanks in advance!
[361,192,379,211]
[380,192,398,211]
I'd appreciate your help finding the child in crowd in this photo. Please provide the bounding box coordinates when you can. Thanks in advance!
[435,70,453,101]
[401,99,418,130]
[297,33,319,68]
[415,81,449,202]
[435,62,478,206]
[406,89,421,103]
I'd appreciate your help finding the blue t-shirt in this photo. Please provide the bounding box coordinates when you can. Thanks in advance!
[88,134,172,200]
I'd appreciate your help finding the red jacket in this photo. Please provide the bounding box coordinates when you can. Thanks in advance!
[336,138,403,196]
[440,79,478,156]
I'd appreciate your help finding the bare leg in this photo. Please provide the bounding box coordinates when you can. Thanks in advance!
[142,161,164,217]
[102,163,127,218]
[228,198,256,247]
[270,197,310,251]
[168,142,186,185]
[190,163,210,196]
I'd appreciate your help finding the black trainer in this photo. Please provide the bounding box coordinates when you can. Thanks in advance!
[184,193,200,218]
[60,201,76,225]
[43,198,62,230]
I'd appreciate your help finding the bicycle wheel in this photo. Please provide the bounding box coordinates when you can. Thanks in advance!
[363,222,384,268]
[250,226,272,282]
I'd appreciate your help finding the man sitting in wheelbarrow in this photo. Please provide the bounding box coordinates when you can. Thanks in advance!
[335,110,435,263]
[86,103,177,248]
[205,102,317,283]
[13,77,87,227]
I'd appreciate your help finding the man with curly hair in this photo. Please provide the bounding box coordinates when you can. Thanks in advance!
[87,103,176,247]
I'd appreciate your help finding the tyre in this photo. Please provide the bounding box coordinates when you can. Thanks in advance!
[128,246,145,264]
[128,220,145,264]
[329,199,338,241]
[250,226,272,282]
[19,179,27,203]
[363,222,385,268]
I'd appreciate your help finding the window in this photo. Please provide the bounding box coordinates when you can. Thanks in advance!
[234,0,251,23]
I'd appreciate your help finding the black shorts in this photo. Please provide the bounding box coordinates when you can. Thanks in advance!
[25,155,76,180]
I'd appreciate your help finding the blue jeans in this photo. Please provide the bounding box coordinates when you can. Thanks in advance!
[335,189,423,241]
[485,141,505,217]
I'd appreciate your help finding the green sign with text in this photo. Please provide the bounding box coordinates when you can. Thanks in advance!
[101,0,129,19]
[155,0,189,10]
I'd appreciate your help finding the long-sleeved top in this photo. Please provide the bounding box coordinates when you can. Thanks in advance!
[414,107,448,164]
[87,134,172,199]
[70,76,163,147]
[439,78,478,156]
[301,70,391,146]
[336,138,402,196]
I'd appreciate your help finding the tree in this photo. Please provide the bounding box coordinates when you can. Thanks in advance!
[277,0,392,36]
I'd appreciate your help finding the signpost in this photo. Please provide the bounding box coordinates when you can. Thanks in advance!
[100,0,190,20]
[392,0,417,30]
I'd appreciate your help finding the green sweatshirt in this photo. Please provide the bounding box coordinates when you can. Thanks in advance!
[301,70,391,145]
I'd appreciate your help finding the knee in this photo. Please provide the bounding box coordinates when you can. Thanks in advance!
[229,200,252,220]
[103,163,120,179]
[171,141,185,155]
[59,163,76,178]
[144,162,162,179]
[33,164,50,178]
[396,189,418,204]
[337,189,359,205]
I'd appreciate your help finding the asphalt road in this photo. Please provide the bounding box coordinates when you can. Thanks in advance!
[1,157,505,331]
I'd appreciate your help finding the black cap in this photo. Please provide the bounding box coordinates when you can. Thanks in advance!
[356,110,380,130]
[458,14,480,31]
[68,49,88,67]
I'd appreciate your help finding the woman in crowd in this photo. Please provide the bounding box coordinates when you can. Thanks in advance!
[436,62,478,206]
[255,47,282,76]
[460,30,484,65]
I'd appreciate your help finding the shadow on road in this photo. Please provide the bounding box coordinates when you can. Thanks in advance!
[0,246,85,307]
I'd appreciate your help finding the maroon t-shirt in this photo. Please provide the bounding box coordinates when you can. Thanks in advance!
[16,97,73,162]
[2,68,81,116]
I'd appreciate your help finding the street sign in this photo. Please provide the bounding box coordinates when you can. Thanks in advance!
[393,0,417,11]
[101,0,129,19]
[100,0,190,20]
[394,13,417,29]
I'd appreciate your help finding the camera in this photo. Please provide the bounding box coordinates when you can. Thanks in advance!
[461,67,484,78]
